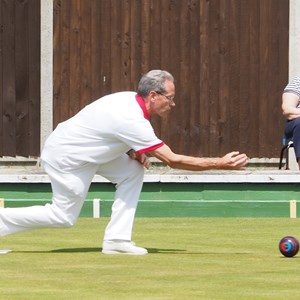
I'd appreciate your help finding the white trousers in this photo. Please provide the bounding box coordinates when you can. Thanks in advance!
[0,154,145,241]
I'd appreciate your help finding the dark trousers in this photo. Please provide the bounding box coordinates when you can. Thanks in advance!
[284,118,300,159]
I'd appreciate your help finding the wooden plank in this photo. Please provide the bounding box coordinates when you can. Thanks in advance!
[269,0,287,158]
[238,0,251,155]
[199,0,210,157]
[80,0,92,107]
[208,0,221,157]
[259,0,276,157]
[129,0,141,89]
[275,0,289,157]
[159,0,172,146]
[99,0,111,96]
[149,0,161,70]
[59,0,71,123]
[90,0,103,100]
[28,0,41,156]
[218,0,230,154]
[90,0,100,100]
[148,1,162,138]
[120,0,131,90]
[139,0,149,76]
[53,0,63,128]
[177,0,190,154]
[167,0,180,152]
[110,0,122,92]
[228,0,241,156]
[2,0,16,155]
[160,0,170,70]
[189,0,201,156]
[15,0,29,156]
[69,0,82,116]
[247,0,260,157]
[277,0,289,87]
[0,1,3,155]
[266,0,279,158]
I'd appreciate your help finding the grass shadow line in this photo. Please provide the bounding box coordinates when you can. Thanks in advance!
[147,248,186,254]
[12,248,260,256]
[52,247,101,253]
[52,247,187,254]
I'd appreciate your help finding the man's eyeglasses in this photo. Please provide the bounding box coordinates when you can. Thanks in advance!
[155,91,175,103]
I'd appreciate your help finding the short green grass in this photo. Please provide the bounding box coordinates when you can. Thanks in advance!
[1,218,300,299]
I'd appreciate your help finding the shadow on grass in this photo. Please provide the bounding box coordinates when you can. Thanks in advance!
[10,248,101,254]
[12,247,186,254]
[52,247,187,254]
[147,249,259,255]
[147,248,186,254]
[52,247,101,253]
[12,248,267,255]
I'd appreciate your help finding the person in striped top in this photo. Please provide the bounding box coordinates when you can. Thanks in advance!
[282,75,300,168]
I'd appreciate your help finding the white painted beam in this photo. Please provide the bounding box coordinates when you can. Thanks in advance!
[289,0,300,79]
[40,0,53,151]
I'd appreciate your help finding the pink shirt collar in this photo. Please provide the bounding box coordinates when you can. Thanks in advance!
[135,94,149,120]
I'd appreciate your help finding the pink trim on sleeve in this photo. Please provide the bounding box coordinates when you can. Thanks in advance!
[136,142,165,154]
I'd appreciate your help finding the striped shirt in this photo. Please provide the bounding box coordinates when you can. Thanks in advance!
[283,76,300,97]
[283,76,300,108]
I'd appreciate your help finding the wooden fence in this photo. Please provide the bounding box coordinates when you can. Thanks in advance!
[0,0,40,156]
[0,0,289,158]
[53,0,289,158]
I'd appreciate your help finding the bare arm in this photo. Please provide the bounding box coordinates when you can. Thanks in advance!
[282,92,300,120]
[149,144,248,171]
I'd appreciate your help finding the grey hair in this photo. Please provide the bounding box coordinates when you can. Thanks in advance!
[137,70,174,97]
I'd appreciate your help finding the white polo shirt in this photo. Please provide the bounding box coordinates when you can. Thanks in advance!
[41,92,164,170]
